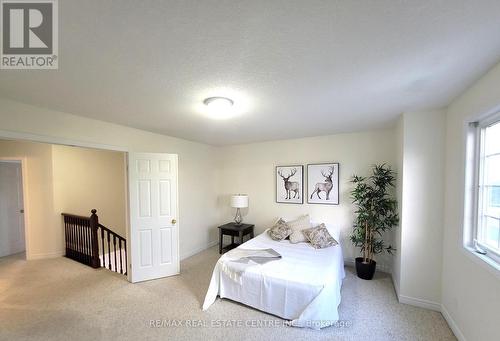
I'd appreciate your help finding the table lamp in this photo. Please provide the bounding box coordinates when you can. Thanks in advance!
[231,194,248,225]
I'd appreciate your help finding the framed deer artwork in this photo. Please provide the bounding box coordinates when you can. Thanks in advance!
[276,165,304,204]
[307,163,339,205]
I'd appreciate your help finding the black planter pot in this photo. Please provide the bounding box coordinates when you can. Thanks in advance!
[355,257,376,280]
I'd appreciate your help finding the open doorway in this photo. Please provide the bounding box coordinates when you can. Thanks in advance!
[0,160,26,258]
[0,136,180,283]
[0,138,128,266]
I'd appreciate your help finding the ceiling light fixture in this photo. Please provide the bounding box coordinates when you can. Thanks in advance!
[203,96,235,119]
[203,96,234,109]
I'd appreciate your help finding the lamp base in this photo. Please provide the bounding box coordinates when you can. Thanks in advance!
[234,208,243,225]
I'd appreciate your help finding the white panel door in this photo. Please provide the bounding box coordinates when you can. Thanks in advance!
[128,153,179,282]
[0,161,25,258]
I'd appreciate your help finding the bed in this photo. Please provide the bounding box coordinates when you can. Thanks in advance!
[202,226,345,329]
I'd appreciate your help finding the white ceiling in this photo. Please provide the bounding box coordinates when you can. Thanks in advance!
[1,1,500,145]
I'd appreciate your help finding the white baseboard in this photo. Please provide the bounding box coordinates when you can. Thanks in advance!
[28,251,64,260]
[391,274,400,297]
[441,304,467,341]
[390,273,465,341]
[180,240,218,260]
[396,293,465,340]
[398,294,441,312]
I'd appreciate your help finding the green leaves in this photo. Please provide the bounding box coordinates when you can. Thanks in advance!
[349,164,399,260]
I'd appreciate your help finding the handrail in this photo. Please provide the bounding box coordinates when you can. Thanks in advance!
[61,213,90,220]
[62,209,127,276]
[98,223,126,241]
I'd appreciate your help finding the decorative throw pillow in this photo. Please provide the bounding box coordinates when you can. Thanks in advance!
[302,223,338,249]
[268,218,292,241]
[287,214,311,244]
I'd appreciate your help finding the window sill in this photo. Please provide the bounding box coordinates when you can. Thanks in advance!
[463,246,500,279]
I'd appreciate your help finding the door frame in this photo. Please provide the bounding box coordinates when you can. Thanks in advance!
[0,157,29,259]
[0,131,132,280]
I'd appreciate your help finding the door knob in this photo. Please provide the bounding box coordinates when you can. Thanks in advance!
[20,209,24,214]
[171,219,177,224]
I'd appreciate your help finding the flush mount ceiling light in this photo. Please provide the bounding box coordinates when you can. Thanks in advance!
[203,96,235,119]
[204,96,234,107]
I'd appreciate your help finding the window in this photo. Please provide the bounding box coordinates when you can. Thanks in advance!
[469,114,500,267]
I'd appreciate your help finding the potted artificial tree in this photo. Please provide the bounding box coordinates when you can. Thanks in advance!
[350,164,399,280]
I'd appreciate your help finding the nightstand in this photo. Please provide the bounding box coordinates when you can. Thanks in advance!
[218,222,255,254]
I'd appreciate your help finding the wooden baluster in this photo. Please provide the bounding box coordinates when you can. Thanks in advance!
[75,219,79,259]
[72,219,76,259]
[113,235,117,272]
[80,219,84,263]
[101,227,105,268]
[78,219,82,262]
[89,209,100,268]
[68,218,72,258]
[85,220,88,264]
[107,230,111,270]
[69,219,73,258]
[124,240,127,275]
[64,218,68,256]
[81,219,85,263]
[69,218,73,258]
[119,239,123,274]
[86,221,91,265]
[83,220,87,263]
[82,219,87,264]
[75,219,79,260]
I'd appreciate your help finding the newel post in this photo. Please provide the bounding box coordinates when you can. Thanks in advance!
[89,209,100,268]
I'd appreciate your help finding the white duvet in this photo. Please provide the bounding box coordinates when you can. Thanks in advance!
[202,230,345,329]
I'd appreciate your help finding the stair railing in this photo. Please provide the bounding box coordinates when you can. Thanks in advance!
[62,209,127,275]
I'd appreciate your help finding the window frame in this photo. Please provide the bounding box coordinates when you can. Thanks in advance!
[468,112,500,268]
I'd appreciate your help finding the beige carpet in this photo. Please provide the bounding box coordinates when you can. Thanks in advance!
[0,247,455,341]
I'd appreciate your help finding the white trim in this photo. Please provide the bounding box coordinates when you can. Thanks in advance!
[398,294,442,312]
[441,304,467,341]
[477,110,500,128]
[462,113,500,274]
[461,109,500,276]
[0,129,128,152]
[180,240,218,260]
[461,246,500,279]
[28,251,65,260]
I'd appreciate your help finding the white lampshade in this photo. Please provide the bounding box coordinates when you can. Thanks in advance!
[231,194,248,208]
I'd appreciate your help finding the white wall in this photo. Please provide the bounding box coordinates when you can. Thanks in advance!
[0,98,220,261]
[397,110,446,308]
[442,62,500,341]
[218,129,398,270]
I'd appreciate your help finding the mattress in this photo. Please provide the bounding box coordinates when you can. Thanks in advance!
[203,229,345,329]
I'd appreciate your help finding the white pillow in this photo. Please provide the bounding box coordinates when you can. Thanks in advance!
[287,214,311,244]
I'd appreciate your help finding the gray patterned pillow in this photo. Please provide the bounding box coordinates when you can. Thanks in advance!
[268,219,292,241]
[302,224,338,249]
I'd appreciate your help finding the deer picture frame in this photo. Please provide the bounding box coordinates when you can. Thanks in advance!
[307,163,340,205]
[276,165,304,204]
